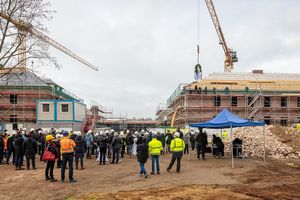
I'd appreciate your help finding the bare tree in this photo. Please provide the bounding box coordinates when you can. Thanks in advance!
[0,0,59,77]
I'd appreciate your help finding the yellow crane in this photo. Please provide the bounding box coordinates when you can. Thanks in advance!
[0,12,98,71]
[205,0,238,72]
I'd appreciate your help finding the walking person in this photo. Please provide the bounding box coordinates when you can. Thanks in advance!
[196,129,208,160]
[167,132,185,173]
[23,133,37,170]
[44,135,58,182]
[75,131,85,170]
[183,133,189,155]
[97,132,108,165]
[148,132,162,175]
[137,138,148,178]
[111,132,121,164]
[60,131,77,183]
[6,131,16,165]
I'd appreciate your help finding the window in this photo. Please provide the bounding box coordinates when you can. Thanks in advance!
[297,97,300,107]
[10,94,17,104]
[224,87,229,94]
[61,104,69,112]
[280,118,287,126]
[281,97,287,107]
[42,104,50,112]
[231,96,238,106]
[213,87,216,94]
[214,96,221,106]
[248,96,254,107]
[264,97,271,107]
[264,116,271,125]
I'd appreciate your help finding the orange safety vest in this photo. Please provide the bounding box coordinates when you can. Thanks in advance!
[60,137,76,154]
[4,137,8,150]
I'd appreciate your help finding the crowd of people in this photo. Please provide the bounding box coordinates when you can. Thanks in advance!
[0,127,225,182]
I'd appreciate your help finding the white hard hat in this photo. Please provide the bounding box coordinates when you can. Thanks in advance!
[12,130,17,135]
[22,128,27,131]
[105,130,109,134]
[95,132,99,136]
[30,128,35,132]
[114,132,118,136]
[126,130,130,133]
[111,129,115,133]
[174,132,180,138]
[56,134,62,139]
[87,130,92,134]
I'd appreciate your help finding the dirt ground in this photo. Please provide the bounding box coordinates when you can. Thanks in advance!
[0,151,299,200]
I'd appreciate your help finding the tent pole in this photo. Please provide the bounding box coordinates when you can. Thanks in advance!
[231,124,234,168]
[263,125,266,163]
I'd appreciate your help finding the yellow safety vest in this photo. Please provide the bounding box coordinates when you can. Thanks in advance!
[222,130,228,140]
[170,138,185,152]
[148,138,162,155]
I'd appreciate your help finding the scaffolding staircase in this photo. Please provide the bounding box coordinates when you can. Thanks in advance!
[247,90,263,121]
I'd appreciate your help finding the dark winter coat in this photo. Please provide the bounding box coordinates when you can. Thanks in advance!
[75,135,85,157]
[0,135,4,149]
[126,134,134,145]
[137,143,148,164]
[196,133,208,146]
[7,135,15,151]
[14,135,24,156]
[112,136,121,149]
[97,135,108,148]
[45,142,58,159]
[23,137,37,158]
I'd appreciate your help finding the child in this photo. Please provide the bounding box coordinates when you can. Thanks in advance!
[137,138,148,178]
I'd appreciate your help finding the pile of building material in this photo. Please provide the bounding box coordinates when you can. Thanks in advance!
[223,126,300,159]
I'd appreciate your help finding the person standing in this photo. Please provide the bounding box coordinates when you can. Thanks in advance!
[137,138,148,178]
[6,131,16,165]
[167,132,185,173]
[196,129,208,160]
[14,131,24,170]
[111,132,121,164]
[84,130,93,159]
[148,133,162,175]
[97,132,108,165]
[44,135,58,182]
[0,132,4,164]
[183,133,189,155]
[75,131,85,170]
[190,132,196,151]
[23,133,37,170]
[60,131,77,183]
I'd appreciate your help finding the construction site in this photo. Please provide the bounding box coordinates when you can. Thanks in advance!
[1,0,300,200]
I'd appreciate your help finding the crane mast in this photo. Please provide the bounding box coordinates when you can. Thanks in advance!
[205,0,238,72]
[0,12,99,71]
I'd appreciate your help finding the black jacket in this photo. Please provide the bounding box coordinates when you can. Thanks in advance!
[45,142,58,159]
[0,135,4,149]
[23,137,37,157]
[75,135,85,157]
[112,136,121,148]
[196,133,208,146]
[137,143,148,164]
[97,135,108,148]
[7,135,15,151]
[14,135,24,156]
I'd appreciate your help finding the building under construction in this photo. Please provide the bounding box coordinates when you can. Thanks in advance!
[0,68,85,131]
[157,70,300,128]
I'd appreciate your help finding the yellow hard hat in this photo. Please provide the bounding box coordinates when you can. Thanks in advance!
[46,135,54,142]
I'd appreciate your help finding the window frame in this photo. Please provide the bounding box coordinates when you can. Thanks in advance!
[61,103,69,113]
[42,103,50,113]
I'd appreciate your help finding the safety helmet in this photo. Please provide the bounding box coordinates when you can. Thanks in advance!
[87,130,92,134]
[174,132,180,138]
[114,132,119,137]
[56,134,62,139]
[46,135,54,142]
[111,129,115,133]
[63,131,69,137]
[30,128,35,132]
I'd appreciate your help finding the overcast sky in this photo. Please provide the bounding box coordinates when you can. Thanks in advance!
[39,0,300,118]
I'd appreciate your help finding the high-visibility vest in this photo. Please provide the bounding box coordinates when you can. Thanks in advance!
[60,137,76,154]
[170,138,185,152]
[222,130,228,140]
[148,138,162,155]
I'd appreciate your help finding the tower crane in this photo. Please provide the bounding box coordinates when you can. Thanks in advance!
[0,12,98,71]
[205,0,238,72]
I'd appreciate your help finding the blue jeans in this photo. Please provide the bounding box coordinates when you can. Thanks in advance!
[139,162,147,176]
[151,155,160,173]
[61,155,74,181]
[15,154,22,169]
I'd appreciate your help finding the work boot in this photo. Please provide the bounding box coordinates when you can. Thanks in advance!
[69,179,77,183]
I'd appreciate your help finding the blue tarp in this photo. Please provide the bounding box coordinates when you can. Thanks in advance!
[189,108,265,128]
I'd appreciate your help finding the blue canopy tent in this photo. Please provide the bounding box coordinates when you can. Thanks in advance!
[190,108,265,168]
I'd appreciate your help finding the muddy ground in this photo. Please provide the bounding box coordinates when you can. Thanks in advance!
[0,151,299,200]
